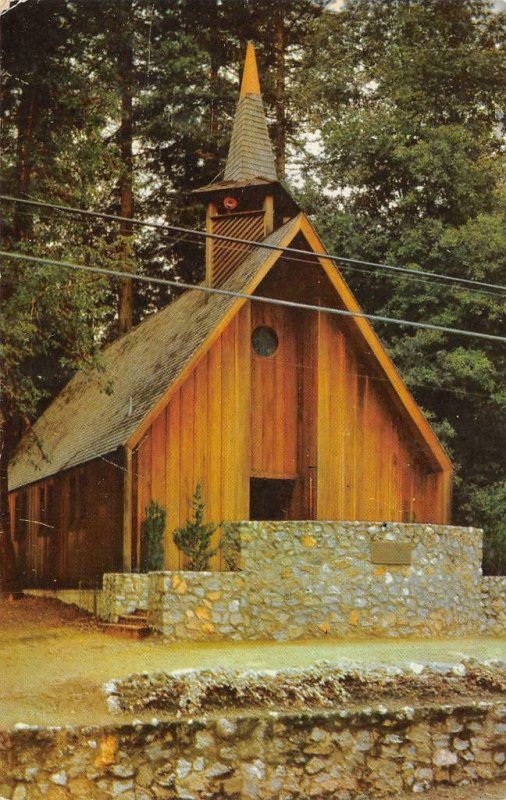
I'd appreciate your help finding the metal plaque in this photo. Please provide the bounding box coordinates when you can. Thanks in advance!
[371,541,413,566]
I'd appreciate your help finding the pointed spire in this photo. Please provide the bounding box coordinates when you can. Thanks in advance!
[224,42,278,183]
[240,42,261,97]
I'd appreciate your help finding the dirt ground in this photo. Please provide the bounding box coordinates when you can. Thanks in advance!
[1,595,505,729]
[396,783,506,799]
[1,596,505,799]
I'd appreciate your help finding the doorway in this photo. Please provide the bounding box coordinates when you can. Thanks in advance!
[250,478,295,521]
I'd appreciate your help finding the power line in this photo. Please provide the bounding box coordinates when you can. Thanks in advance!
[2,248,506,344]
[2,193,505,295]
[10,206,504,298]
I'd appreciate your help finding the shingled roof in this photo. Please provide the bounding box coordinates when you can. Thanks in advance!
[8,217,300,490]
[223,42,278,183]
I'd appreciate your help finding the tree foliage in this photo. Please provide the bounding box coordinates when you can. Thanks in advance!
[298,0,506,569]
[143,500,167,572]
[173,484,221,571]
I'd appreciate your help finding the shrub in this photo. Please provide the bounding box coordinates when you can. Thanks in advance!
[143,500,166,571]
[472,482,506,576]
[220,523,241,571]
[172,483,220,571]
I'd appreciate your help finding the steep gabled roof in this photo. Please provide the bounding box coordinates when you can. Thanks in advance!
[223,42,278,182]
[9,211,451,492]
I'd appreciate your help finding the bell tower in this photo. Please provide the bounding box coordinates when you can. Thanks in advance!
[193,43,298,288]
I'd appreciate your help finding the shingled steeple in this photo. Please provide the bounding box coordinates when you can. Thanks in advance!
[193,43,298,288]
[224,42,278,182]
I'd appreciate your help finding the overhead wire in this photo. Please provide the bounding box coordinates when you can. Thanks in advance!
[7,204,504,300]
[2,248,506,344]
[2,193,505,295]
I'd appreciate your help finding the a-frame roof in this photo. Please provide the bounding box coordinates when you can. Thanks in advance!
[9,213,451,491]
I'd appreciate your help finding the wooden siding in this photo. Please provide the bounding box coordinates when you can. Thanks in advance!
[131,263,449,572]
[316,312,448,523]
[8,453,124,588]
[132,304,251,570]
[210,209,266,287]
[250,302,298,479]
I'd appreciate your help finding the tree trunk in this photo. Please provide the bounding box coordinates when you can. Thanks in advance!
[0,414,20,597]
[208,0,219,136]
[118,5,134,336]
[273,4,286,180]
[13,84,36,241]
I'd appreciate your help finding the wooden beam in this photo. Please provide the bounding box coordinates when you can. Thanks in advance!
[122,445,132,572]
[263,194,274,235]
[205,201,217,287]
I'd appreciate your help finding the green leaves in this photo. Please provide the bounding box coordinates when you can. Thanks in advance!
[173,483,221,572]
[300,0,506,568]
[143,500,167,572]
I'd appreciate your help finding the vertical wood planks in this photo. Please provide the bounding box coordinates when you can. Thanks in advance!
[250,302,298,478]
[165,391,182,569]
[316,310,448,524]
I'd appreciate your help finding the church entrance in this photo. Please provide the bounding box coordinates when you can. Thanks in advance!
[249,478,296,520]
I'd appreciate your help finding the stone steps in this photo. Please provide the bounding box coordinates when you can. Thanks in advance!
[99,609,151,639]
[118,610,149,626]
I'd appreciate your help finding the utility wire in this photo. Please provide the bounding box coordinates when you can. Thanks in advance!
[9,207,504,298]
[2,248,505,343]
[2,193,505,295]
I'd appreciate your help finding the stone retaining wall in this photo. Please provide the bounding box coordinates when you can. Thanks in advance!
[148,522,483,640]
[101,573,149,621]
[24,575,150,623]
[1,702,505,799]
[482,577,506,636]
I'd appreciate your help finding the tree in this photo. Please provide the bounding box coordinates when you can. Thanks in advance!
[0,0,117,593]
[299,0,506,566]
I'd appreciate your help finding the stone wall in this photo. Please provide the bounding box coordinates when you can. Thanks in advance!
[25,576,150,622]
[101,573,149,621]
[482,576,506,636]
[148,522,483,640]
[148,572,247,638]
[1,701,505,799]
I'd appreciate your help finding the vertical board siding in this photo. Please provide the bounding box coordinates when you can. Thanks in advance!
[9,455,123,589]
[133,304,251,570]
[165,391,182,569]
[317,313,447,523]
[131,290,448,566]
[250,303,298,478]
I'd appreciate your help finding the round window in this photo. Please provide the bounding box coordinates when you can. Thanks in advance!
[252,326,279,357]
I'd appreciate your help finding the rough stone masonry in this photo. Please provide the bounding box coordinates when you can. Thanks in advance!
[1,700,505,799]
[145,522,487,640]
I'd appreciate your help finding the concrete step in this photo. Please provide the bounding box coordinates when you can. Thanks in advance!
[99,622,151,640]
[118,612,148,626]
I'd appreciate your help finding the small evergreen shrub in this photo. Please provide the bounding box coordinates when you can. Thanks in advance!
[172,483,220,571]
[143,500,166,571]
[220,523,241,571]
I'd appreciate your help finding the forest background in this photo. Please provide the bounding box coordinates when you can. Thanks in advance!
[1,0,505,591]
